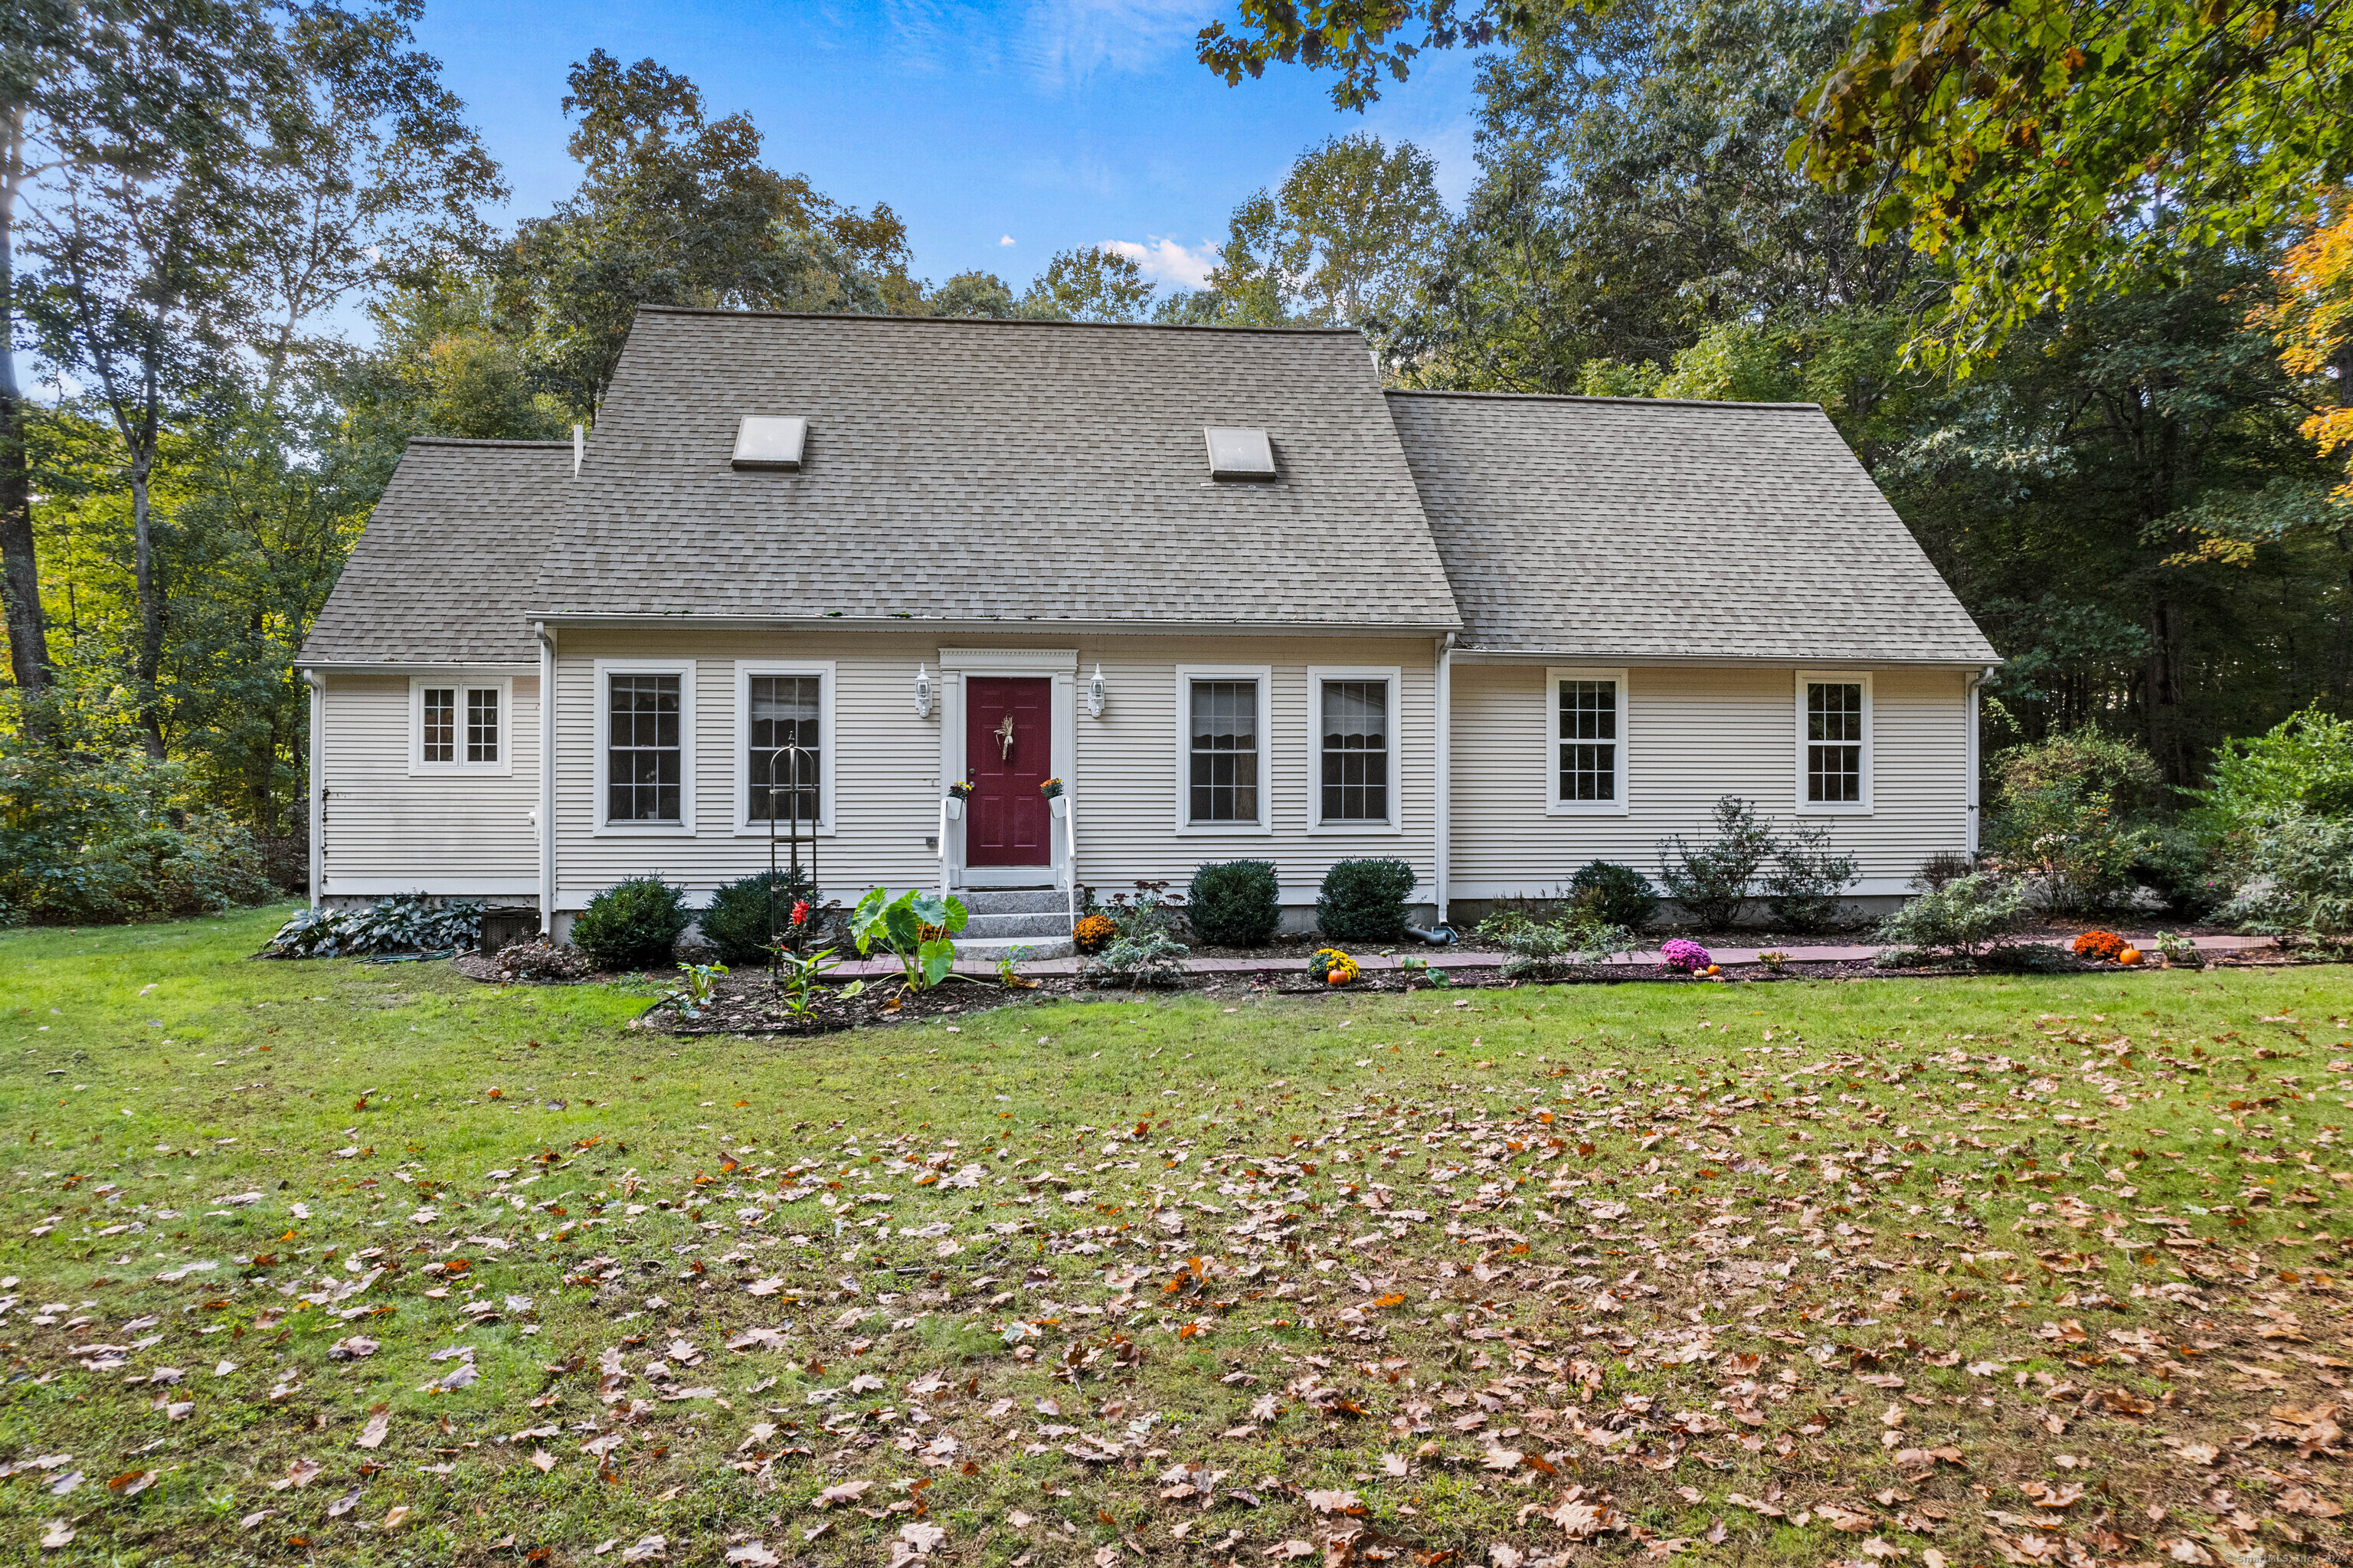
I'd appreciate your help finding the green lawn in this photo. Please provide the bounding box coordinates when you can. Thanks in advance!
[3,908,2350,1566]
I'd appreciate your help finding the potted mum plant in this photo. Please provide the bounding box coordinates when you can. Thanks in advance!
[944,780,973,820]
[1041,777,1067,817]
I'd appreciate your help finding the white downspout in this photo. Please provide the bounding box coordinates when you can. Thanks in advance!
[538,623,558,935]
[1434,633,1455,925]
[1965,666,1992,860]
[303,670,325,908]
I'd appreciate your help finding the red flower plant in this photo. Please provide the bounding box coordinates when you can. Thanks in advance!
[790,899,810,929]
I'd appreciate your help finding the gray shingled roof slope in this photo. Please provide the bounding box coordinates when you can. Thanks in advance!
[1386,391,1996,663]
[531,308,1463,631]
[301,438,568,665]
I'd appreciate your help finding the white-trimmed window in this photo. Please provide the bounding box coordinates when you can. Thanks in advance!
[1174,666,1271,832]
[409,676,512,775]
[1797,671,1872,813]
[594,659,695,833]
[734,662,836,835]
[1545,666,1628,815]
[1307,666,1402,830]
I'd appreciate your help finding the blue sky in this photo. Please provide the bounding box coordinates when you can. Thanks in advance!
[413,0,1488,297]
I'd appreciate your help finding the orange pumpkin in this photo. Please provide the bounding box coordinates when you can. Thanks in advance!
[2117,946,2143,966]
[1327,970,1348,986]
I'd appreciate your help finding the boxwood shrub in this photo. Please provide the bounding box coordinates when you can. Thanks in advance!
[1317,857,1416,943]
[699,869,819,965]
[571,876,692,971]
[1186,859,1281,947]
[1569,859,1658,930]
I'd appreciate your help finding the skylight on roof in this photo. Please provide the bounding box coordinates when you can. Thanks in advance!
[1204,427,1276,481]
[732,415,808,471]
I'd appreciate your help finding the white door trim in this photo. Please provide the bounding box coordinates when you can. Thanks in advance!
[940,655,1078,892]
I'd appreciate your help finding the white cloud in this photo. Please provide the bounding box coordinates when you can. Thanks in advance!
[1103,236,1218,290]
[1018,0,1204,89]
[1000,234,1016,246]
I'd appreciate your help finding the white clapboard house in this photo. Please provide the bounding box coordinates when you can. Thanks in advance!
[296,306,1998,956]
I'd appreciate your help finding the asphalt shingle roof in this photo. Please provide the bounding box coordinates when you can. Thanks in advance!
[529,307,1464,632]
[1386,390,1997,664]
[300,437,568,666]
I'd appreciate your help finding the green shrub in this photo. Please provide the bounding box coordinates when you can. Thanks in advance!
[1317,857,1416,942]
[1079,929,1190,987]
[1762,822,1859,933]
[1187,860,1281,946]
[266,895,483,957]
[0,742,277,922]
[1655,796,1773,928]
[2130,824,2228,919]
[699,869,820,965]
[1983,781,2151,912]
[1567,860,1658,930]
[2220,809,2353,938]
[1475,908,1635,980]
[1993,728,2164,814]
[571,876,692,971]
[1872,873,2027,963]
[2191,706,2353,836]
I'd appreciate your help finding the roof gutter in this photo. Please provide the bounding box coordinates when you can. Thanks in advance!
[1434,631,1455,925]
[522,613,1468,638]
[1449,648,2004,670]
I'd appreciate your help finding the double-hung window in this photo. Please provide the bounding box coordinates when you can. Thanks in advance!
[410,676,512,774]
[735,663,835,834]
[1310,669,1399,828]
[1176,667,1268,830]
[1545,668,1628,813]
[594,660,695,832]
[1798,672,1871,813]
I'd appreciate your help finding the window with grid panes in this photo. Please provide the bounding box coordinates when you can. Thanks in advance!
[1557,679,1617,801]
[747,675,821,823]
[465,688,499,764]
[607,673,683,821]
[1319,679,1389,821]
[1188,679,1259,823]
[1805,680,1864,803]
[421,688,457,764]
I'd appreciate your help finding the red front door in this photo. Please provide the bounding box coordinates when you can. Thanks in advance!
[966,676,1052,867]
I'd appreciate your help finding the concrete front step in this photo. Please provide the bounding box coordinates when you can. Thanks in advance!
[964,911,1074,939]
[957,887,1068,915]
[957,935,1075,961]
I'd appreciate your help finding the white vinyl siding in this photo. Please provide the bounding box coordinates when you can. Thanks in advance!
[1449,662,1966,900]
[549,630,1438,912]
[319,669,540,897]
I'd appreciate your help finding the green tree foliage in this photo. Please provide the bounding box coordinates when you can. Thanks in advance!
[507,50,915,414]
[1019,245,1155,322]
[1166,133,1445,335]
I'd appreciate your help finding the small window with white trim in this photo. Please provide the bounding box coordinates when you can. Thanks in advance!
[1545,667,1628,813]
[410,676,511,774]
[1175,666,1271,831]
[1798,672,1872,813]
[594,659,696,832]
[734,662,836,834]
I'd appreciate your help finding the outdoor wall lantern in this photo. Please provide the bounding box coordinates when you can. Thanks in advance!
[915,663,933,719]
[1087,663,1106,718]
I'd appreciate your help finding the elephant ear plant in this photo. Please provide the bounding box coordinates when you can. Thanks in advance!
[850,887,970,991]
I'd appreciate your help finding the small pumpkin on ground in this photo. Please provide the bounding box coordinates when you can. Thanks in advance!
[2117,946,2144,966]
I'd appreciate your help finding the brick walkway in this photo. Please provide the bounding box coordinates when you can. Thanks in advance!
[830,931,2277,980]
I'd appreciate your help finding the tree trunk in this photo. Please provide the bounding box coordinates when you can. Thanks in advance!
[129,398,165,760]
[0,106,52,739]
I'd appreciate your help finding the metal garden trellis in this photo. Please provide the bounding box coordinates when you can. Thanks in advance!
[760,739,817,1001]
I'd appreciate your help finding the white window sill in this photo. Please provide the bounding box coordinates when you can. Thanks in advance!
[407,764,513,779]
[1545,799,1628,817]
[731,823,837,838]
[592,822,697,837]
[1174,822,1274,836]
[1795,801,1874,817]
[1305,820,1403,836]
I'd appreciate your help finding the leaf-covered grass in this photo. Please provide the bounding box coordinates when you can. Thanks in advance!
[3,908,2349,1565]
